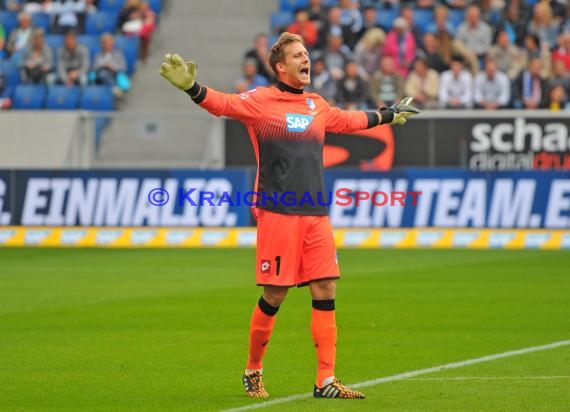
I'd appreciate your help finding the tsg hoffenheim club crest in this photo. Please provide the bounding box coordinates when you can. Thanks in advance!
[306,98,316,111]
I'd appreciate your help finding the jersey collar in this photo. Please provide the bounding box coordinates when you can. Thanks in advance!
[276,81,304,94]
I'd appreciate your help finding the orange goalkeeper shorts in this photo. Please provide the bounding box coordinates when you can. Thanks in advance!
[255,209,340,287]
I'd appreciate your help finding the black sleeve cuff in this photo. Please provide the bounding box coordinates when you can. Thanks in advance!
[378,109,394,125]
[365,111,379,128]
[184,82,207,104]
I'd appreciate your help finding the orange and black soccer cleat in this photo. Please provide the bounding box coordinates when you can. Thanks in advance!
[313,378,365,399]
[243,371,269,398]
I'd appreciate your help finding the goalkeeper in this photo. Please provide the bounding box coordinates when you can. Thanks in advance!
[160,32,419,400]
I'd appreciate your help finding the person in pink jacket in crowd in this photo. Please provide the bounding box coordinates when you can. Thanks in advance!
[382,17,416,78]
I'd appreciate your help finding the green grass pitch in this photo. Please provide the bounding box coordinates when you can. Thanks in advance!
[0,248,569,411]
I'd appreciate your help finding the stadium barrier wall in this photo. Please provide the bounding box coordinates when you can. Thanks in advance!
[0,227,568,249]
[0,168,569,249]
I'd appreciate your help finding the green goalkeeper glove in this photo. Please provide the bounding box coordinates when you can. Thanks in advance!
[380,97,420,125]
[159,53,197,91]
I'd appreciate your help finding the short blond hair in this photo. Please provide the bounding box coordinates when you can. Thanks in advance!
[268,32,304,77]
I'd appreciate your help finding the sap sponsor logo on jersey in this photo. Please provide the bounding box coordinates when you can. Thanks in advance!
[285,114,314,132]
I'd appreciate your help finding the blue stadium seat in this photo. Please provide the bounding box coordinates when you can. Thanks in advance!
[85,12,118,35]
[98,0,126,12]
[80,86,114,111]
[321,0,338,6]
[12,84,47,109]
[147,0,162,14]
[0,11,18,37]
[414,8,434,34]
[270,11,294,33]
[31,12,52,32]
[46,85,81,110]
[45,34,65,52]
[279,0,309,12]
[115,35,139,75]
[0,60,19,87]
[77,34,101,64]
[448,9,465,32]
[376,7,400,31]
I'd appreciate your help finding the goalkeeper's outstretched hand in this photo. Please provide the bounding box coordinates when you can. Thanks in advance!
[159,53,197,91]
[384,97,420,125]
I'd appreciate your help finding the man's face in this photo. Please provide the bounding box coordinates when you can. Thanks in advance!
[277,42,311,88]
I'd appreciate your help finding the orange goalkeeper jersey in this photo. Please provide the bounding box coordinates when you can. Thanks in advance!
[195,81,378,215]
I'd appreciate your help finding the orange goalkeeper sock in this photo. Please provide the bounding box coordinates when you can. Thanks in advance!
[311,299,337,387]
[246,296,279,371]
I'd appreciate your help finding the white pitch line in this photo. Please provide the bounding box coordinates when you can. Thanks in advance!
[404,376,570,381]
[222,339,570,412]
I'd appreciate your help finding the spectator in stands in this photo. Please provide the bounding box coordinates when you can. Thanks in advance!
[426,4,455,36]
[548,59,570,93]
[85,0,97,14]
[497,0,529,47]
[335,60,369,110]
[5,0,25,12]
[52,0,87,34]
[338,0,362,49]
[321,31,352,81]
[6,12,33,56]
[547,84,570,111]
[57,30,88,86]
[369,55,404,109]
[357,6,380,41]
[552,32,570,70]
[0,23,6,59]
[527,2,560,51]
[19,28,53,84]
[117,0,140,31]
[399,6,422,45]
[306,56,336,104]
[419,32,449,73]
[121,0,156,62]
[353,28,385,81]
[488,29,525,80]
[455,5,493,68]
[512,57,548,109]
[317,7,355,51]
[442,0,474,8]
[286,9,318,49]
[522,33,552,79]
[234,58,269,93]
[473,57,510,110]
[439,54,473,109]
[404,57,440,109]
[478,0,501,26]
[383,17,416,78]
[560,6,570,34]
[244,33,273,81]
[307,0,327,32]
[93,33,127,95]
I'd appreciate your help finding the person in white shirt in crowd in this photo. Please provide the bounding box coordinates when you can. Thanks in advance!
[455,5,493,68]
[473,56,511,109]
[439,54,473,108]
[6,12,33,55]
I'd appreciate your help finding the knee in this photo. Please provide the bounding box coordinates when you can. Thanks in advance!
[310,279,336,300]
[263,286,288,307]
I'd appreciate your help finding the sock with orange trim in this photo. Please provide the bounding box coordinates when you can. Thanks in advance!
[311,299,337,387]
[246,296,279,371]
